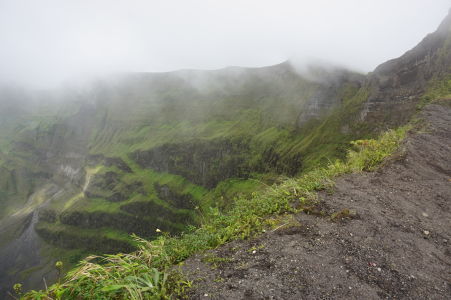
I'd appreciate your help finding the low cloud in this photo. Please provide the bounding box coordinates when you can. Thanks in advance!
[0,0,449,88]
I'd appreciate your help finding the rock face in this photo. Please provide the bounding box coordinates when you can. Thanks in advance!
[361,10,451,124]
[133,138,252,188]
[296,67,364,127]
[154,183,196,210]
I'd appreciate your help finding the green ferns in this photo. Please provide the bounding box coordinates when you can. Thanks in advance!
[21,124,410,300]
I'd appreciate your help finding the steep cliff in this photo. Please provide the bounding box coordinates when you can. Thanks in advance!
[361,9,451,124]
[0,62,366,296]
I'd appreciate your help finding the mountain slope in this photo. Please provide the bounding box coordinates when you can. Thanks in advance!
[182,102,451,299]
[362,9,451,124]
[0,61,368,297]
[1,9,451,299]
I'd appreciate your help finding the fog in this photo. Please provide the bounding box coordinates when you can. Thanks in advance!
[0,0,449,88]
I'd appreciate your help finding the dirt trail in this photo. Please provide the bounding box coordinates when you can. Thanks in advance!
[182,104,451,299]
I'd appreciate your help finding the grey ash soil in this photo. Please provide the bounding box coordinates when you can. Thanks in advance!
[181,104,451,300]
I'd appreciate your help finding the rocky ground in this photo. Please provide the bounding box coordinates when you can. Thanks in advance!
[181,103,451,300]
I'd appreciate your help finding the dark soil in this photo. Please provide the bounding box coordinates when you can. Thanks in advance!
[181,104,451,300]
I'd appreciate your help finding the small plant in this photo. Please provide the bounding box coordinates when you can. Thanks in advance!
[55,261,63,284]
[13,283,22,296]
[55,261,63,270]
[248,244,265,253]
[202,254,232,269]
[330,208,357,221]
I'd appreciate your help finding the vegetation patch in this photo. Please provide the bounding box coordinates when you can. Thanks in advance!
[21,122,411,299]
[417,74,451,109]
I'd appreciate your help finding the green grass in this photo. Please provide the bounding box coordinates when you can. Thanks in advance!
[21,122,411,299]
[35,221,135,245]
[417,74,451,109]
[204,177,267,210]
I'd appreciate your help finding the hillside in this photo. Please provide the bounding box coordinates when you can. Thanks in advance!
[0,8,450,300]
[0,57,370,297]
[182,103,451,299]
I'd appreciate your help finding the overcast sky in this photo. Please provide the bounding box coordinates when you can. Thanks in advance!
[0,0,449,87]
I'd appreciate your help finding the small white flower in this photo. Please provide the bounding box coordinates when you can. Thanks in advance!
[156,228,162,233]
